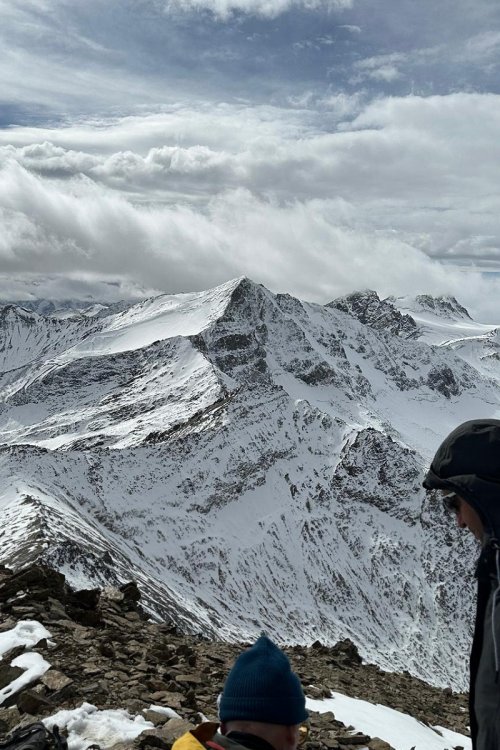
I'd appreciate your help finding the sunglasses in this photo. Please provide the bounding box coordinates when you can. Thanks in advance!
[442,493,461,514]
[298,724,309,746]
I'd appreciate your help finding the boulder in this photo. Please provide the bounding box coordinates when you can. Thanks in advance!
[16,689,53,715]
[138,719,195,749]
[41,670,73,692]
[368,740,395,750]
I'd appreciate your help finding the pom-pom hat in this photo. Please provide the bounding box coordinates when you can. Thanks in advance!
[219,635,308,726]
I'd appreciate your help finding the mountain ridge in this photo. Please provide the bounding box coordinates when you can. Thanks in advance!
[0,277,498,690]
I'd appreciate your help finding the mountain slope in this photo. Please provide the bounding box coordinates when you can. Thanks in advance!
[0,278,499,691]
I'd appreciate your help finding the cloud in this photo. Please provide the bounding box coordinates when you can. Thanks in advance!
[2,0,500,129]
[351,52,406,83]
[463,30,500,65]
[160,0,352,18]
[0,274,158,304]
[365,64,400,82]
[3,94,500,211]
[0,160,237,293]
[338,23,361,33]
[1,158,499,318]
[2,1,500,324]
[1,92,500,318]
[0,104,310,154]
[349,24,500,90]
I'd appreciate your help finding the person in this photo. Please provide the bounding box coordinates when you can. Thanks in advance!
[171,635,309,750]
[423,418,500,750]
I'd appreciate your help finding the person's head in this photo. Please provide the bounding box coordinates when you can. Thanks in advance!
[423,419,500,544]
[219,635,308,750]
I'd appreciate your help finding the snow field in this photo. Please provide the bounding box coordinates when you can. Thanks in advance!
[306,693,471,750]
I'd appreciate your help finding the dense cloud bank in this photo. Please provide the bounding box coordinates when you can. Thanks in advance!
[1,93,500,317]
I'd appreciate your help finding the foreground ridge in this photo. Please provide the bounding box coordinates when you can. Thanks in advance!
[0,564,469,750]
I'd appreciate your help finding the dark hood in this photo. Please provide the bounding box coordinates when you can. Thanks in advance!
[423,419,500,540]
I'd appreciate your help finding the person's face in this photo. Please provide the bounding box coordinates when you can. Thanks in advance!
[443,492,484,542]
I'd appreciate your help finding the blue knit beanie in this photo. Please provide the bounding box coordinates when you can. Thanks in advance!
[219,635,308,725]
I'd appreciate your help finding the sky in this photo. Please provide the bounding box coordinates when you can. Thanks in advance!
[1,0,500,319]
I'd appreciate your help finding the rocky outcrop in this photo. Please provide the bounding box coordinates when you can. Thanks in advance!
[0,565,469,750]
[426,364,461,398]
[414,295,472,320]
[328,291,418,339]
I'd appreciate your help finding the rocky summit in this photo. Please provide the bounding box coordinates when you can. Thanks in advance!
[0,565,469,750]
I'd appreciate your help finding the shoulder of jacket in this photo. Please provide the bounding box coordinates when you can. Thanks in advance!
[172,724,220,750]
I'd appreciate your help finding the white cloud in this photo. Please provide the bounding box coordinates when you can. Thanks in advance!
[338,23,361,33]
[1,93,500,318]
[352,52,406,83]
[0,105,309,155]
[5,94,499,213]
[0,163,495,319]
[464,30,500,61]
[161,0,352,19]
[350,27,500,88]
[0,273,159,303]
[367,64,400,82]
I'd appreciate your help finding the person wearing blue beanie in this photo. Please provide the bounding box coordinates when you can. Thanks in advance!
[219,635,308,727]
[171,635,309,750]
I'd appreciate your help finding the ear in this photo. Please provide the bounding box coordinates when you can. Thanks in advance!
[284,725,299,749]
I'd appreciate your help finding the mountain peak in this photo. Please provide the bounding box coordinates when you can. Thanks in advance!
[414,294,472,320]
[392,294,472,321]
[0,303,38,321]
[0,298,134,321]
[328,290,418,339]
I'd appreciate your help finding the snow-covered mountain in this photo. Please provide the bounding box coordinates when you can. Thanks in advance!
[1,278,499,690]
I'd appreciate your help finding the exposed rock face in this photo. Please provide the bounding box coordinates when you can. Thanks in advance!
[0,565,469,750]
[328,291,419,340]
[414,295,472,320]
[426,365,461,398]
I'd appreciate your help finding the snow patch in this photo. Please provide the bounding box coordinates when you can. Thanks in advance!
[306,692,472,750]
[0,652,51,705]
[44,703,154,750]
[0,620,52,658]
[147,705,181,719]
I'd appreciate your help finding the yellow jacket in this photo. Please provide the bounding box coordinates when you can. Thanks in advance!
[172,723,253,750]
[172,723,225,750]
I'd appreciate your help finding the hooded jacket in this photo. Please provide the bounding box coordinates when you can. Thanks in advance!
[423,419,500,750]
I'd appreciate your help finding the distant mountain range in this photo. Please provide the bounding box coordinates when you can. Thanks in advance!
[1,277,499,690]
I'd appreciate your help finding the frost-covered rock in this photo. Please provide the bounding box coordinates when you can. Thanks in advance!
[329,290,419,339]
